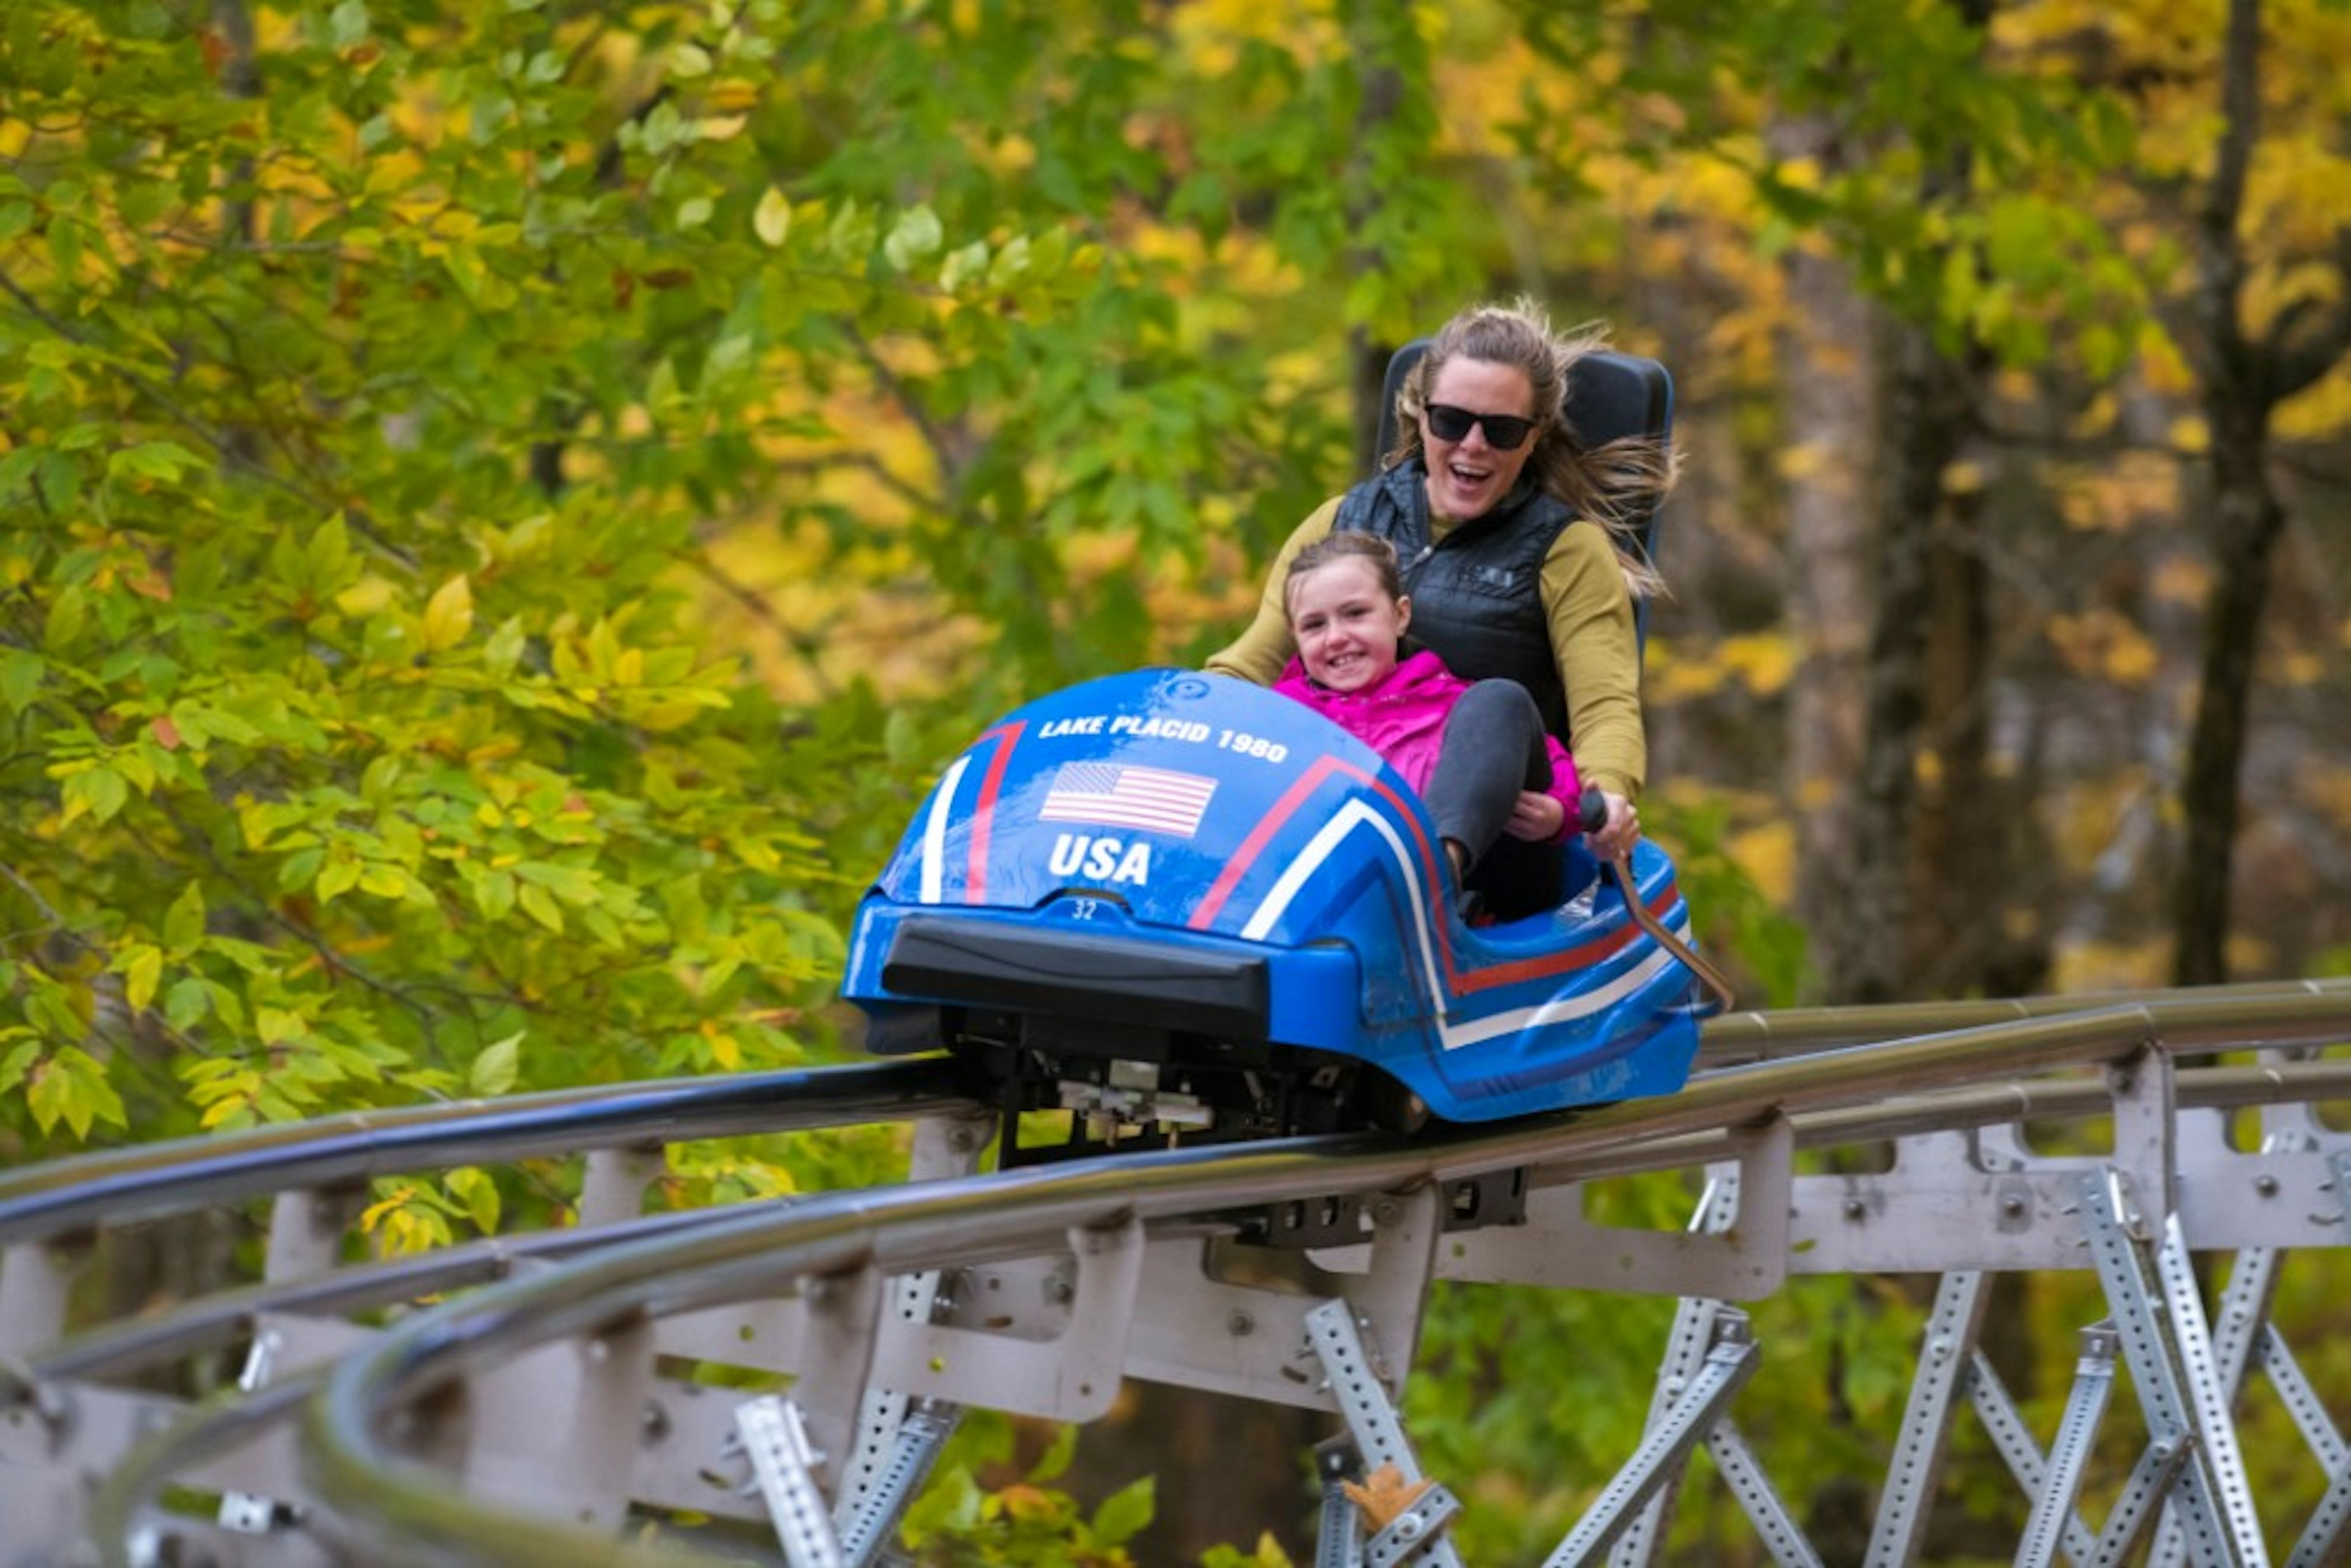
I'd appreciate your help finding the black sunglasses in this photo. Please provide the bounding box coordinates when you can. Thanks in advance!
[1424,402,1539,451]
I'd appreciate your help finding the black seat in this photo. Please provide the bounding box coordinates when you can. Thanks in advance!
[1372,340,1673,653]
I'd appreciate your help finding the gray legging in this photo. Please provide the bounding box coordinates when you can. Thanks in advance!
[1422,679,1566,918]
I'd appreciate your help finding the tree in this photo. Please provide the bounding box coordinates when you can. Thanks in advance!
[0,2,1528,1555]
[0,0,1469,1163]
[2160,0,2351,983]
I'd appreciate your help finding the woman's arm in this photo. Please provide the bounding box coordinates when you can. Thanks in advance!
[1537,525,1646,800]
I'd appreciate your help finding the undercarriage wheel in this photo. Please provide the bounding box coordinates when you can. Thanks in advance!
[1361,1068,1430,1136]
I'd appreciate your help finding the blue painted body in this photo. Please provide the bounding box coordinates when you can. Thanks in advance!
[842,670,1708,1122]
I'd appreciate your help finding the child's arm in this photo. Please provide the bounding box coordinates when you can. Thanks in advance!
[1503,736,1583,843]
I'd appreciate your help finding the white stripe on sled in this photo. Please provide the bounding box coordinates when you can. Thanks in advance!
[919,754,973,905]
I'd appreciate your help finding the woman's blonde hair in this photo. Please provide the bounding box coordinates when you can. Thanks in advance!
[1386,296,1678,599]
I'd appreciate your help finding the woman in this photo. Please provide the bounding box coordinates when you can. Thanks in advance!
[1275,532,1579,891]
[1209,298,1671,914]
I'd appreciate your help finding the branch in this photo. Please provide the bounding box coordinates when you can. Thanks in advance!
[0,859,88,955]
[2260,229,2351,403]
[2189,0,2263,385]
[143,794,522,1067]
[0,266,416,568]
[845,326,978,501]
[672,549,841,703]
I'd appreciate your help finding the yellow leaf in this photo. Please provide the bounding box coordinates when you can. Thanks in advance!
[359,863,410,898]
[360,1185,416,1231]
[119,943,163,1013]
[423,574,475,653]
[754,184,792,248]
[336,574,397,616]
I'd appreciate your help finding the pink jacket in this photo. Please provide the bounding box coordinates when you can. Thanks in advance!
[1273,650,1582,836]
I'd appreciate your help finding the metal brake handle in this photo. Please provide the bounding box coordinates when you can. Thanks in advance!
[1578,787,1738,1015]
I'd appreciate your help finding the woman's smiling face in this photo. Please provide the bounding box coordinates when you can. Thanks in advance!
[1419,357,1539,521]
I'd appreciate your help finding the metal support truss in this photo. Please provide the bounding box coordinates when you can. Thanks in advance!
[1607,1163,1815,1568]
[2008,1323,2115,1568]
[1305,1297,1463,1568]
[1545,1310,1763,1567]
[2075,1165,2265,1567]
[1864,1271,1992,1565]
[216,1324,287,1534]
[831,1271,960,1568]
[2280,1150,2351,1567]
[1316,1438,1368,1568]
[1610,1163,1741,1568]
[734,1394,847,1568]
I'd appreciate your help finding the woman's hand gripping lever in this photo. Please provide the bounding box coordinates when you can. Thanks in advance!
[1578,788,1738,1015]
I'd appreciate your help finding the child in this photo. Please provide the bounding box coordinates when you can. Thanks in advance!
[1273,532,1581,910]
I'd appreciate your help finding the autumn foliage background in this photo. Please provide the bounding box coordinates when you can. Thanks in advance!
[2,0,2350,1559]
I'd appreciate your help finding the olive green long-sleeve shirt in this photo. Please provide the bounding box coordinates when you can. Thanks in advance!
[1205,498,1649,800]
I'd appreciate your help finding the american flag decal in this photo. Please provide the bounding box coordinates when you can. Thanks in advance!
[1038,762,1217,838]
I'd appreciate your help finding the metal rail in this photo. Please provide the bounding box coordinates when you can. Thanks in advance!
[6,980,2350,1567]
[0,1056,975,1250]
[4,979,2322,1249]
[282,991,2346,1562]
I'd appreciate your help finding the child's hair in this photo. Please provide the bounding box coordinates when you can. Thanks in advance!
[1283,531,1406,621]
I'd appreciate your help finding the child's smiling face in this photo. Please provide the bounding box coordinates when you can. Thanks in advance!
[1287,556,1411,694]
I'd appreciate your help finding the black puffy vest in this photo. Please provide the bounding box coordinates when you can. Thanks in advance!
[1334,460,1578,740]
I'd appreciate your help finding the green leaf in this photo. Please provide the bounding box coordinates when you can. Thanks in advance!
[317,857,362,902]
[484,615,527,675]
[518,882,564,932]
[470,1032,522,1096]
[328,0,370,48]
[62,766,128,825]
[0,1039,40,1096]
[43,583,88,651]
[107,440,203,484]
[446,1166,503,1232]
[163,881,208,955]
[28,1047,129,1139]
[0,648,43,715]
[1089,1476,1153,1548]
[1029,1422,1078,1484]
[882,204,944,272]
[163,977,211,1032]
[470,866,517,921]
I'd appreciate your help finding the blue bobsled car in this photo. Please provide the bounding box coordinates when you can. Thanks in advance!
[844,667,1719,1147]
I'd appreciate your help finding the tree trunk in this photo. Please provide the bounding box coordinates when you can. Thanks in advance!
[2173,422,2283,984]
[1914,474,2050,996]
[1772,123,1875,999]
[1840,323,1981,1003]
[1344,0,1408,478]
[2171,0,2278,986]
